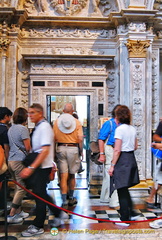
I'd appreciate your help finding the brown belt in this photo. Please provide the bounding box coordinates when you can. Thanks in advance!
[57,143,78,147]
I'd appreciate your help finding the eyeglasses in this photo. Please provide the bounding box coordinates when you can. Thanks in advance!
[28,110,41,115]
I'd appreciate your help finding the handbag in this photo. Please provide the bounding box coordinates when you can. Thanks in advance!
[22,152,39,167]
[89,141,102,165]
[49,162,57,181]
[0,145,8,175]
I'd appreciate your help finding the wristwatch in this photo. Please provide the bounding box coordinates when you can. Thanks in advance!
[100,152,105,155]
[28,166,35,170]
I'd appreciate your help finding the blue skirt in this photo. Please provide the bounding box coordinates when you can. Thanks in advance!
[110,151,140,196]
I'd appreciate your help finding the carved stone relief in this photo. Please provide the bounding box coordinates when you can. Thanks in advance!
[154,0,162,11]
[19,28,116,39]
[22,0,118,17]
[106,69,116,117]
[30,63,107,75]
[131,61,145,178]
[152,49,160,130]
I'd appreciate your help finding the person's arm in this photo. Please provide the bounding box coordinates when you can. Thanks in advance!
[23,138,31,153]
[20,145,50,179]
[98,139,106,163]
[152,142,162,150]
[3,144,9,160]
[108,138,122,176]
[135,137,138,150]
[153,134,162,142]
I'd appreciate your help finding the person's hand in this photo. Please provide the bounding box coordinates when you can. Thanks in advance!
[98,154,106,163]
[108,166,114,176]
[152,142,162,149]
[19,167,34,179]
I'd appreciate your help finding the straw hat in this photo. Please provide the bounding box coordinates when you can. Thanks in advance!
[57,113,76,134]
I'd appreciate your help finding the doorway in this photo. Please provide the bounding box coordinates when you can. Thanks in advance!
[46,95,90,183]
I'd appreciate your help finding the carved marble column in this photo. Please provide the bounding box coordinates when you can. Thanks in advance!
[0,22,10,106]
[125,38,154,187]
[117,22,155,190]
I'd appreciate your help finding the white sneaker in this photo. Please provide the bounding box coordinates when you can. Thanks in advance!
[21,225,44,237]
[60,211,69,220]
[130,214,141,221]
[17,211,29,219]
[115,221,130,227]
[7,214,23,224]
[51,217,61,227]
[149,219,162,229]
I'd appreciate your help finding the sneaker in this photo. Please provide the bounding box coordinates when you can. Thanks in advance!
[51,217,61,227]
[21,225,44,237]
[68,197,77,206]
[60,211,69,220]
[7,214,23,224]
[115,221,130,227]
[17,211,29,219]
[149,219,162,229]
[130,214,141,221]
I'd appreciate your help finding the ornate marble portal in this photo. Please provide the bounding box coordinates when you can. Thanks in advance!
[0,0,162,194]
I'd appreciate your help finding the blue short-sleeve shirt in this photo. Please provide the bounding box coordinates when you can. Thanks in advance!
[98,118,118,145]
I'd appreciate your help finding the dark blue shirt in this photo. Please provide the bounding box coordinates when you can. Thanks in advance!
[98,118,118,145]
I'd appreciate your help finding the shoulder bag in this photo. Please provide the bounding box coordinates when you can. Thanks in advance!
[0,145,8,175]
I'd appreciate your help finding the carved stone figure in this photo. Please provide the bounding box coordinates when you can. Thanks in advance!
[49,0,88,16]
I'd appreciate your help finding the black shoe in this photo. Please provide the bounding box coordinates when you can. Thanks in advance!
[68,197,77,206]
[61,202,68,209]
[78,168,85,174]
[146,202,158,209]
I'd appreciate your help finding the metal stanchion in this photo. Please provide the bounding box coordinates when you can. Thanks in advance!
[0,176,17,240]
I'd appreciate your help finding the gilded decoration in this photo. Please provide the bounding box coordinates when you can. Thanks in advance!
[125,39,150,58]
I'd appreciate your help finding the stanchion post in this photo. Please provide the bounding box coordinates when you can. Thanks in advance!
[0,176,17,240]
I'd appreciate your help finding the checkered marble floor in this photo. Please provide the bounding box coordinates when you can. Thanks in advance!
[0,194,162,226]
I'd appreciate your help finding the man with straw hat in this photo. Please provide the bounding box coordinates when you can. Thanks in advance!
[53,103,83,208]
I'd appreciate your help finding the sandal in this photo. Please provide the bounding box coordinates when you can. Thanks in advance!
[149,219,162,229]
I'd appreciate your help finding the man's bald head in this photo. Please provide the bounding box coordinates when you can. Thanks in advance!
[63,103,74,115]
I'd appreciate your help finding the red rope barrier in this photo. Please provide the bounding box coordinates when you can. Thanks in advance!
[12,179,162,224]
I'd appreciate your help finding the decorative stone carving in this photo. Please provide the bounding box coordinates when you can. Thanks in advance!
[49,0,88,16]
[157,30,162,39]
[154,0,162,11]
[0,38,10,52]
[152,49,159,130]
[0,0,11,7]
[128,23,146,32]
[125,39,150,58]
[117,24,128,34]
[24,28,116,39]
[30,63,107,75]
[131,62,144,177]
[98,89,104,101]
[106,70,116,117]
[33,89,39,102]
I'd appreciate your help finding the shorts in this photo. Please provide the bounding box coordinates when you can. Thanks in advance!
[56,145,81,174]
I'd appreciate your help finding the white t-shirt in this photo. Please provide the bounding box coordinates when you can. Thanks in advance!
[114,124,136,151]
[32,120,54,169]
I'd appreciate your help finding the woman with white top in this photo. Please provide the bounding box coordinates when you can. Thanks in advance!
[108,105,140,226]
